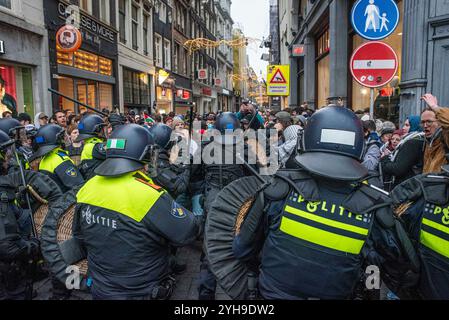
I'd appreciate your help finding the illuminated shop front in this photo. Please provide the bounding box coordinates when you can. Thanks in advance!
[156,85,173,115]
[56,46,114,112]
[174,88,193,115]
[45,0,118,113]
[0,64,35,117]
[0,0,52,118]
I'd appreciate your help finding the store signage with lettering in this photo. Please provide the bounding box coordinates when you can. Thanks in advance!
[58,2,116,43]
[214,78,222,86]
[198,69,208,80]
[183,91,191,100]
[56,25,82,53]
[292,45,305,57]
[202,88,212,96]
[176,89,191,100]
[0,41,4,54]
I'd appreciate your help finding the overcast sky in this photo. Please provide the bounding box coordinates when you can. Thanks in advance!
[231,0,270,80]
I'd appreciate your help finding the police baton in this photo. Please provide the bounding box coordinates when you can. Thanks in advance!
[48,88,109,117]
[12,144,38,238]
[236,153,266,185]
[236,153,303,196]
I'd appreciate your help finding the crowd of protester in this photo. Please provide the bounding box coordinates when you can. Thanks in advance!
[5,93,446,195]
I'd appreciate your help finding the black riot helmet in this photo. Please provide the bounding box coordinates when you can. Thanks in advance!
[30,124,65,161]
[0,118,23,137]
[76,114,106,142]
[108,113,126,130]
[0,118,25,144]
[0,130,14,151]
[94,124,156,177]
[215,112,241,134]
[148,123,173,149]
[295,106,368,181]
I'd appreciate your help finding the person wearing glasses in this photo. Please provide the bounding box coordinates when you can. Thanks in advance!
[380,116,425,192]
[421,94,449,174]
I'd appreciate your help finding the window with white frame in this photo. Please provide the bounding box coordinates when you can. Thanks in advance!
[119,0,127,44]
[159,2,167,23]
[183,48,188,75]
[131,3,139,50]
[164,39,171,70]
[79,0,92,14]
[173,43,179,73]
[0,0,11,10]
[99,0,110,24]
[143,14,150,56]
[155,34,163,67]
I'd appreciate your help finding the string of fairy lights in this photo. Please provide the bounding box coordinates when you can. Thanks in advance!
[183,37,257,55]
[184,36,268,96]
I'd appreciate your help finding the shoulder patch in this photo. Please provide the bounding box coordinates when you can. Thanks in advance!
[171,202,187,219]
[65,167,78,177]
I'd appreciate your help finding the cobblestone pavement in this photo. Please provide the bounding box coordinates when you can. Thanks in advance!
[33,240,230,301]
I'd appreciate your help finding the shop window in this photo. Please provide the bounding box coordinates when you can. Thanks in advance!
[123,69,133,104]
[0,65,35,117]
[0,65,16,116]
[58,78,112,112]
[132,72,140,104]
[58,77,74,111]
[123,68,150,106]
[317,29,330,57]
[317,55,330,108]
[99,83,113,110]
[57,46,113,76]
[351,0,403,124]
[74,51,99,73]
[21,68,34,116]
[139,74,149,105]
[156,87,173,114]
[316,29,330,108]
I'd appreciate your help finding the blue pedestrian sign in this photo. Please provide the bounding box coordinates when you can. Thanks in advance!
[351,0,400,40]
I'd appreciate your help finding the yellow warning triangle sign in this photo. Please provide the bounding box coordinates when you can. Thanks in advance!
[270,68,287,84]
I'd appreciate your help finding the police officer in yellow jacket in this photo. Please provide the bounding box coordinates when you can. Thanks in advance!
[30,124,84,193]
[73,124,201,300]
[76,114,107,180]
[391,168,449,299]
[220,106,420,300]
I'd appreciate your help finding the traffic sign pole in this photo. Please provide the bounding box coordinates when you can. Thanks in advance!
[370,88,375,120]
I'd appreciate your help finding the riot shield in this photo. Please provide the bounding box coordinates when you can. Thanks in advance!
[205,176,266,300]
[40,187,88,286]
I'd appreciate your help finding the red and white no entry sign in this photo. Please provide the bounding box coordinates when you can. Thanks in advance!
[350,41,398,88]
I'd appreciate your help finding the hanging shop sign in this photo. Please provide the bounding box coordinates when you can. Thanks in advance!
[56,25,82,53]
